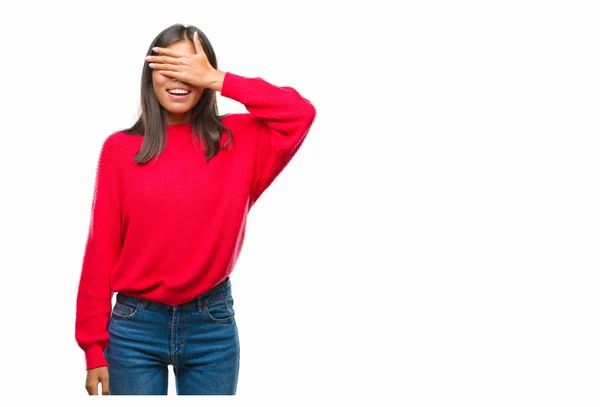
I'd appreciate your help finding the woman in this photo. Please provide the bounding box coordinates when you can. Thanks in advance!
[75,23,316,396]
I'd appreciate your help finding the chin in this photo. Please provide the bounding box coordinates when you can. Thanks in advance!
[165,107,193,115]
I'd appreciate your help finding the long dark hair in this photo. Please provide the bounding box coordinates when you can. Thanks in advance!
[123,23,232,165]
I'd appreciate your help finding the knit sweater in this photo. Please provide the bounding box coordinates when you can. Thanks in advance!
[75,72,316,370]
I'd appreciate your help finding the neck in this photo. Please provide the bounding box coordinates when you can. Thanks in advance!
[165,112,191,125]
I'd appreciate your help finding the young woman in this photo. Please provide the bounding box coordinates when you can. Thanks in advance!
[75,23,316,396]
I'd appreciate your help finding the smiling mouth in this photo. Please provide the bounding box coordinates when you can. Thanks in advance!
[167,88,191,95]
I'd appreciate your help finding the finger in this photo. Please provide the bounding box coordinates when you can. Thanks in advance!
[86,380,98,396]
[101,376,110,395]
[159,70,184,81]
[159,71,191,86]
[146,55,181,65]
[193,31,204,55]
[148,63,181,71]
[152,46,185,58]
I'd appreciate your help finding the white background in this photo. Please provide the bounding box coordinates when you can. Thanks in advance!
[0,0,598,405]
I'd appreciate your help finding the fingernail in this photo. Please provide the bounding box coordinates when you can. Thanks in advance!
[145,56,151,60]
[152,47,158,51]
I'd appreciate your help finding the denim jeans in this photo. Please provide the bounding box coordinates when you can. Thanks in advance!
[104,278,239,395]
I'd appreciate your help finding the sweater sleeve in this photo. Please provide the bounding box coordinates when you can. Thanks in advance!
[75,135,122,370]
[220,72,316,205]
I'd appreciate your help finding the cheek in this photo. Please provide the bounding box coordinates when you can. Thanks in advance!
[192,90,204,104]
[152,71,167,92]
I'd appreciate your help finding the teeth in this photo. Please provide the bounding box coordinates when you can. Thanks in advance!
[168,89,190,95]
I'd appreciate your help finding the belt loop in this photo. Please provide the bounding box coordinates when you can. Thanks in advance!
[139,299,148,309]
[197,296,203,311]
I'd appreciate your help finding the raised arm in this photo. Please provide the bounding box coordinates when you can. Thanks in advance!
[219,72,316,204]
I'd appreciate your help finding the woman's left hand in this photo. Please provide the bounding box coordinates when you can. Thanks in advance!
[146,31,225,91]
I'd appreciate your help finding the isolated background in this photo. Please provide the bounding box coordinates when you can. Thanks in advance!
[0,0,598,405]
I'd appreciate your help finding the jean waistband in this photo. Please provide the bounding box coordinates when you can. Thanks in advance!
[116,277,231,311]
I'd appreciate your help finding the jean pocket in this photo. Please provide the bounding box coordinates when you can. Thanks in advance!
[111,296,139,320]
[204,296,235,323]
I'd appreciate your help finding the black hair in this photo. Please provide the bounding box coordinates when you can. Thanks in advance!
[123,23,232,164]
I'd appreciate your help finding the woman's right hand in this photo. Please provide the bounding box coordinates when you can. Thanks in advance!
[85,366,109,395]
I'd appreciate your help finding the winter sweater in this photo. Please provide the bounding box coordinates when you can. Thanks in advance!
[75,72,316,369]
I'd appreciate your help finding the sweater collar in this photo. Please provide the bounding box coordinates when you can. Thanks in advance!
[166,122,192,137]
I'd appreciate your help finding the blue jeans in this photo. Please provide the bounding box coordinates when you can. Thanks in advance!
[104,278,239,395]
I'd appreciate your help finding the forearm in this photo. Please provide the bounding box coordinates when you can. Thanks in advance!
[220,72,316,137]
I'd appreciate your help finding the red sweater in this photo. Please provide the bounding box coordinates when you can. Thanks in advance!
[75,72,316,370]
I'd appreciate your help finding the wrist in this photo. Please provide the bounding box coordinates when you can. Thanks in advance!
[207,70,226,92]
